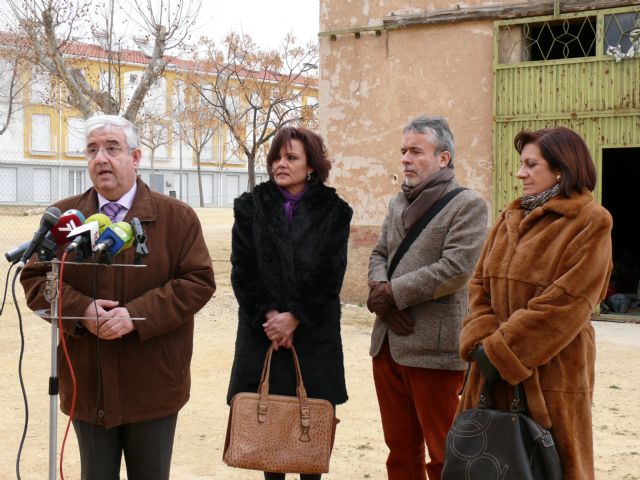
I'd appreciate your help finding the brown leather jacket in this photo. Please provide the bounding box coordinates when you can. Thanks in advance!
[20,178,215,427]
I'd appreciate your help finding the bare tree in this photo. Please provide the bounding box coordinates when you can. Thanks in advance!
[137,112,170,174]
[1,0,200,121]
[195,32,318,191]
[174,77,222,207]
[137,74,171,178]
[0,35,29,135]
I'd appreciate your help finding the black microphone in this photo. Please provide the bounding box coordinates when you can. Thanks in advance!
[130,217,149,262]
[5,233,57,264]
[17,207,62,268]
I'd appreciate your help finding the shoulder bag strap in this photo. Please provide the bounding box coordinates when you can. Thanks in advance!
[387,187,466,280]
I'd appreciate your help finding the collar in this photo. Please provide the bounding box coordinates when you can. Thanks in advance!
[97,181,137,211]
[504,189,593,219]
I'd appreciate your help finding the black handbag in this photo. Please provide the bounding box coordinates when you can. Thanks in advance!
[442,383,563,479]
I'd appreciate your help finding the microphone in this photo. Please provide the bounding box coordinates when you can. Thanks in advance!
[50,209,86,245]
[85,213,112,235]
[130,217,149,261]
[16,207,62,268]
[5,233,58,264]
[65,220,100,259]
[94,222,134,256]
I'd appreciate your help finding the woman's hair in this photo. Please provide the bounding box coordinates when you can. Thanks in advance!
[514,127,596,196]
[85,114,139,150]
[266,127,332,184]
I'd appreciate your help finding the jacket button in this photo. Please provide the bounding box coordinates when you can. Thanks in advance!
[98,410,104,418]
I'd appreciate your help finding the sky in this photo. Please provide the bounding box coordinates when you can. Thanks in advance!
[0,0,319,53]
[192,0,320,49]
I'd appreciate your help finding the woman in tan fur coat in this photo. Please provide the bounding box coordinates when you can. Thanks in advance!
[457,127,612,479]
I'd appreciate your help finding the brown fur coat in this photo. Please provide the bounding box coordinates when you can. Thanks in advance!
[458,190,612,480]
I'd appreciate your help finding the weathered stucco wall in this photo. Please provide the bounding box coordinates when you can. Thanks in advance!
[320,1,510,302]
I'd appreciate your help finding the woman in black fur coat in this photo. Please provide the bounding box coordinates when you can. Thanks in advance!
[227,127,353,480]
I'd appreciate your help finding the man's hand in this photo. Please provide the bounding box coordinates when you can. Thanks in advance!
[80,300,135,340]
[97,307,136,340]
[381,307,415,336]
[367,281,396,315]
[263,312,300,350]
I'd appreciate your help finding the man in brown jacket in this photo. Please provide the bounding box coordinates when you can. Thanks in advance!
[367,115,487,480]
[20,115,215,480]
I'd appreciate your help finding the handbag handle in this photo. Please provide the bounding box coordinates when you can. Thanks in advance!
[256,345,312,442]
[479,382,527,414]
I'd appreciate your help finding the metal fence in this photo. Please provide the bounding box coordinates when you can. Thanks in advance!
[0,156,268,209]
[0,206,236,309]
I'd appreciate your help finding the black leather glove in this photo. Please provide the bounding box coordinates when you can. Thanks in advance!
[381,307,415,336]
[471,344,501,386]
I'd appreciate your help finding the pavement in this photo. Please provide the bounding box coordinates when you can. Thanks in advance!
[593,320,640,346]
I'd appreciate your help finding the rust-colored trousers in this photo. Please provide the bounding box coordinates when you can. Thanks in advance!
[372,340,464,480]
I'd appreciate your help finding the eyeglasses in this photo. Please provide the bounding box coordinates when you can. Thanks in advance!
[85,144,127,160]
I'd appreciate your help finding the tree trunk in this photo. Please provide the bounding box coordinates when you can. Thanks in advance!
[247,155,256,192]
[150,149,156,174]
[196,152,204,207]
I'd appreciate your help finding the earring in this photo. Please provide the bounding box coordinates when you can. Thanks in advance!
[307,172,311,181]
[556,174,561,182]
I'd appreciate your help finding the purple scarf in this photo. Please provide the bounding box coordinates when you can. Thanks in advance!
[278,184,308,222]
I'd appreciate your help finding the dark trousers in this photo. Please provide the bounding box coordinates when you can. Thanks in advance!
[373,340,464,480]
[264,473,321,480]
[72,414,178,480]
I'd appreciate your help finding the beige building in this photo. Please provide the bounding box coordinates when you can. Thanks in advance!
[319,1,640,306]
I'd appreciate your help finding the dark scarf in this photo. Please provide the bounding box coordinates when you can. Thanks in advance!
[278,184,308,222]
[401,168,455,232]
[521,183,561,215]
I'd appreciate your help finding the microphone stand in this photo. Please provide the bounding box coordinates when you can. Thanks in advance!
[45,262,60,480]
[36,260,146,480]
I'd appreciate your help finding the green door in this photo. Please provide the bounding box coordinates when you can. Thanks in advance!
[493,6,640,218]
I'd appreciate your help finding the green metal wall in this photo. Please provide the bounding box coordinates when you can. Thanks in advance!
[493,6,640,218]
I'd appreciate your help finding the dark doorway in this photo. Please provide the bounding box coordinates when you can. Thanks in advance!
[601,147,640,316]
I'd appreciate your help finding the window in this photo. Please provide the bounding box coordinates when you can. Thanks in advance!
[215,128,224,162]
[498,16,596,63]
[31,114,52,153]
[31,68,50,104]
[69,170,85,196]
[124,71,143,105]
[604,12,640,60]
[154,124,168,158]
[173,80,185,110]
[0,167,17,202]
[145,77,167,113]
[67,117,85,155]
[201,135,214,161]
[0,60,18,103]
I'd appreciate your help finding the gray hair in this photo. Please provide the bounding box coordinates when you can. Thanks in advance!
[85,115,139,150]
[403,115,455,168]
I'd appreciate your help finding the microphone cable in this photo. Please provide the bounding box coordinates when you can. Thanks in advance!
[89,255,104,469]
[1,262,16,316]
[56,251,77,480]
[11,265,28,480]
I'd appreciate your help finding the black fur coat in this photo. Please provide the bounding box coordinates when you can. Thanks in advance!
[227,181,352,405]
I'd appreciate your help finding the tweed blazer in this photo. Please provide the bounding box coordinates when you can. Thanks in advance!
[369,179,488,370]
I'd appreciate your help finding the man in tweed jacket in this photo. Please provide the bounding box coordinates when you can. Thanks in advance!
[367,115,487,480]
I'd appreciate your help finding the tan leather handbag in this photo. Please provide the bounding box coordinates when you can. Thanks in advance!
[223,345,338,474]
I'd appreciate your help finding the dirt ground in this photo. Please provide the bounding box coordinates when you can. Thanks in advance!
[1,209,639,479]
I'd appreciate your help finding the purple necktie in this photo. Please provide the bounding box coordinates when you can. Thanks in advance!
[102,202,123,222]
